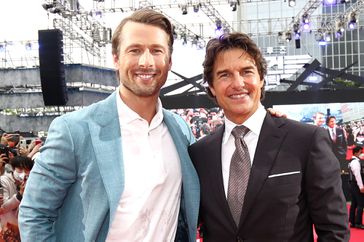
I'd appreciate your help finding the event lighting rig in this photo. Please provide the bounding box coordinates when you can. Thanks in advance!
[319,0,364,38]
[41,0,111,65]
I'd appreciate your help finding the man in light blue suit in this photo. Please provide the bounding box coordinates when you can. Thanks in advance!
[18,9,200,242]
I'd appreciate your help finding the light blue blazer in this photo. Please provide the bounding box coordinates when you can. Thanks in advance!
[19,91,200,242]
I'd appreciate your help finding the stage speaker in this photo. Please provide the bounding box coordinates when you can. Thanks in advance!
[295,39,301,49]
[38,29,68,106]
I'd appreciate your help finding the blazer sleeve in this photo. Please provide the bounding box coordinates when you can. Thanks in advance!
[305,127,349,241]
[18,116,77,242]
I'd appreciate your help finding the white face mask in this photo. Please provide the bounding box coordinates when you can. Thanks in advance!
[13,170,25,182]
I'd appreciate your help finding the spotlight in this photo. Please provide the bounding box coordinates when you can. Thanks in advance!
[318,38,327,46]
[335,19,345,38]
[302,14,309,24]
[325,32,331,42]
[285,32,292,42]
[42,3,54,10]
[322,0,336,6]
[293,23,300,35]
[215,19,222,30]
[25,42,32,51]
[181,4,188,15]
[288,0,296,7]
[230,0,239,11]
[348,12,357,30]
[192,4,200,13]
[181,33,187,45]
[172,27,178,40]
[91,10,103,19]
[335,29,344,39]
[301,13,310,31]
[192,35,199,46]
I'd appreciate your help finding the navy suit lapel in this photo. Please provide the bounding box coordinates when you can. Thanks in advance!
[87,92,124,223]
[206,125,237,226]
[239,114,287,227]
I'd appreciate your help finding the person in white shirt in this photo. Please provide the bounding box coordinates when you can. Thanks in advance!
[348,145,364,229]
[18,9,200,242]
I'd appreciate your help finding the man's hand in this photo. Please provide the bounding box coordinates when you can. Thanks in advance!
[360,187,364,193]
[267,108,287,118]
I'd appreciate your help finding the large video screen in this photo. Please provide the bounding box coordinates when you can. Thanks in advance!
[273,102,364,162]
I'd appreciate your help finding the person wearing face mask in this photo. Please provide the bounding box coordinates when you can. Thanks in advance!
[0,156,33,240]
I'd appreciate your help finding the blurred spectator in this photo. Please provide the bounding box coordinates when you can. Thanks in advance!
[326,116,348,172]
[171,107,224,139]
[0,156,34,241]
[313,111,326,127]
[348,146,364,229]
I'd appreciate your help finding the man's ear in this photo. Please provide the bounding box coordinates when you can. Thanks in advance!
[168,57,172,71]
[209,86,216,96]
[113,54,119,69]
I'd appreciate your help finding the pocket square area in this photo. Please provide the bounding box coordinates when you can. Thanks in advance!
[268,171,301,178]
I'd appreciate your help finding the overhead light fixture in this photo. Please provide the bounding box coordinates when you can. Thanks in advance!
[181,4,188,15]
[348,12,357,30]
[215,19,222,30]
[230,0,240,11]
[25,42,32,51]
[325,32,332,42]
[322,0,337,6]
[192,4,200,13]
[288,0,296,7]
[181,33,187,45]
[285,32,292,42]
[42,3,54,10]
[335,18,345,38]
[301,13,311,31]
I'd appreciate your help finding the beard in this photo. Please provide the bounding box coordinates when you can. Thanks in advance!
[122,79,161,97]
[120,69,167,97]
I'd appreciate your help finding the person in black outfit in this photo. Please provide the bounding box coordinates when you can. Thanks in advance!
[348,145,364,229]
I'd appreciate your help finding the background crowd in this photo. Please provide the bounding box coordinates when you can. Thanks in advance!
[0,132,41,241]
[0,107,363,240]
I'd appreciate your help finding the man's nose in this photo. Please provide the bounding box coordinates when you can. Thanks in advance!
[138,50,154,67]
[231,72,245,87]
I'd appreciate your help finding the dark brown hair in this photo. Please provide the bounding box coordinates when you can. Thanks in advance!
[203,32,267,100]
[111,8,174,58]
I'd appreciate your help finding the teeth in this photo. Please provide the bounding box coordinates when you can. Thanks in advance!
[231,93,247,98]
[137,74,153,79]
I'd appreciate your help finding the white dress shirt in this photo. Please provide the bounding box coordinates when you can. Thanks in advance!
[349,156,364,189]
[106,89,182,241]
[221,104,266,197]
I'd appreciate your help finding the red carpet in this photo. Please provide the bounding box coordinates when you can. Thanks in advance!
[313,203,364,242]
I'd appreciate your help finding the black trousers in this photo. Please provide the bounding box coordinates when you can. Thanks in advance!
[349,182,364,225]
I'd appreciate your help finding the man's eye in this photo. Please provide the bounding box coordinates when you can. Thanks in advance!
[218,73,228,78]
[152,49,163,54]
[129,49,140,54]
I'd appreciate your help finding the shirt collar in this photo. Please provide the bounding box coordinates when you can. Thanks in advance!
[116,86,164,128]
[222,104,266,144]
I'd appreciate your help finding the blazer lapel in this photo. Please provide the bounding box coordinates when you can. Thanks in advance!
[239,114,287,227]
[88,92,124,223]
[205,125,238,227]
[163,112,200,209]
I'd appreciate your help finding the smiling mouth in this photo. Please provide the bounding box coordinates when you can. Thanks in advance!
[135,73,156,81]
[230,93,248,99]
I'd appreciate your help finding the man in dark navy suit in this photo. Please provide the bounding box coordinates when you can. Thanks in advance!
[188,32,349,242]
